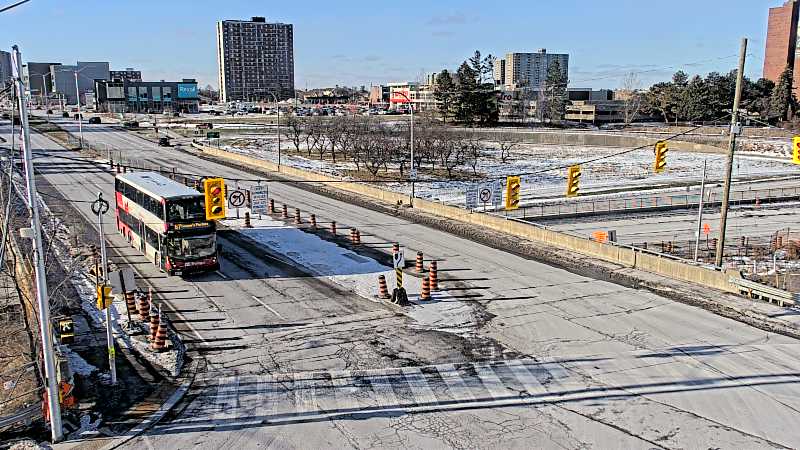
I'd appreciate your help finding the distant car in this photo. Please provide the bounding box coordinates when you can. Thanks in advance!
[123,121,139,129]
[88,117,101,124]
[173,112,181,117]
[73,113,83,120]
[12,117,21,125]
[158,137,171,147]
[46,109,53,115]
[62,112,70,118]
[1,113,9,120]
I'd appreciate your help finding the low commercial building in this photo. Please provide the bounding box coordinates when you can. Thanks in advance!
[110,68,142,82]
[94,78,199,113]
[50,61,110,105]
[564,100,626,124]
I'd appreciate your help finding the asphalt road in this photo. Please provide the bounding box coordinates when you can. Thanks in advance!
[8,116,800,449]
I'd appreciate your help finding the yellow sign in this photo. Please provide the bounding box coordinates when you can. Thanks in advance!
[173,222,210,230]
[566,165,581,197]
[654,141,668,173]
[504,176,521,210]
[203,178,226,220]
[96,285,113,310]
[793,136,800,164]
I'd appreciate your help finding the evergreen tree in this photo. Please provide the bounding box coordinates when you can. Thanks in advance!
[455,62,479,124]
[543,59,567,121]
[434,70,456,123]
[770,64,796,121]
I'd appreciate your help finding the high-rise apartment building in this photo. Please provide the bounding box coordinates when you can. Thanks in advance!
[216,16,294,103]
[500,49,569,89]
[763,0,800,97]
[0,51,12,86]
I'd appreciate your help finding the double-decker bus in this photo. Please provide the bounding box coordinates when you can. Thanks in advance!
[114,172,220,276]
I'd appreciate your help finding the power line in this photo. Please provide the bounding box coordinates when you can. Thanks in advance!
[0,0,31,13]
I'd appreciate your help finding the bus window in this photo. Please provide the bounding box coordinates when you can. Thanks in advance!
[167,197,206,222]
[166,235,216,258]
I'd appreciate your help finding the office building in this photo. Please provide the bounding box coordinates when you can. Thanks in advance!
[0,51,11,86]
[110,68,142,82]
[493,58,505,86]
[500,49,569,89]
[763,0,800,97]
[25,62,60,97]
[50,61,110,105]
[94,78,199,113]
[216,16,295,102]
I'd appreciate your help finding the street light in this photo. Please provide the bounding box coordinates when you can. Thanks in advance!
[260,91,282,170]
[55,65,93,148]
[392,90,415,206]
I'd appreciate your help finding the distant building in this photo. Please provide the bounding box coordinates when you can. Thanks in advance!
[369,85,390,106]
[51,61,110,105]
[110,68,142,82]
[0,51,11,86]
[24,62,60,98]
[493,58,505,86]
[500,49,569,89]
[216,16,295,102]
[763,0,800,97]
[94,78,199,113]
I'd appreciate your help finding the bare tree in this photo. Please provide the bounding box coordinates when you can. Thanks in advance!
[620,71,643,127]
[496,133,519,163]
[282,115,304,152]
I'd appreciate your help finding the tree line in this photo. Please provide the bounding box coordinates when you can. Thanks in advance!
[282,115,520,179]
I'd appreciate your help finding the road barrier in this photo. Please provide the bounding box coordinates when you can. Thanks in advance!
[330,221,336,235]
[730,278,799,307]
[310,214,317,229]
[281,204,289,219]
[191,142,745,294]
[138,289,151,322]
[429,261,439,291]
[377,275,390,299]
[148,303,159,342]
[269,198,275,214]
[151,307,168,352]
[125,292,137,317]
[415,252,424,273]
[420,277,431,301]
[294,208,301,224]
[244,212,252,228]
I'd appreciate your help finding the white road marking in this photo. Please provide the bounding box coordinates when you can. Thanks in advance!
[473,363,511,399]
[251,295,286,320]
[215,270,229,280]
[399,367,440,407]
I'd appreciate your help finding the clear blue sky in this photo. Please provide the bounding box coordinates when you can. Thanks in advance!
[1,0,772,90]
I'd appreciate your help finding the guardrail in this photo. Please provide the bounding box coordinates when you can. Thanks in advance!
[729,277,799,307]
[0,404,41,430]
[512,185,800,220]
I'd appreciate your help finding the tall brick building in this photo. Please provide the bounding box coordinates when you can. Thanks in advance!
[764,0,800,97]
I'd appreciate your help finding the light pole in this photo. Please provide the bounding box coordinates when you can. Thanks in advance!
[693,159,707,262]
[262,91,281,170]
[56,65,93,148]
[393,90,415,206]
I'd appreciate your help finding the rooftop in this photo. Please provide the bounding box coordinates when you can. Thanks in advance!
[117,172,202,200]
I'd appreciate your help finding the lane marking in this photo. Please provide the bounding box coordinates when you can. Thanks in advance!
[251,295,286,320]
[215,270,229,280]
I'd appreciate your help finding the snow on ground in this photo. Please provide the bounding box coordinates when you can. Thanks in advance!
[223,212,477,334]
[210,135,798,208]
[63,347,98,376]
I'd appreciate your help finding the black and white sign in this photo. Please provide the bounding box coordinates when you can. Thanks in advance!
[465,184,479,209]
[392,250,405,269]
[251,185,269,215]
[228,190,246,208]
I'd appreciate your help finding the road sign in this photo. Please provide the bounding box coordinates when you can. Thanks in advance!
[702,223,711,235]
[479,186,492,204]
[251,185,269,215]
[492,180,503,205]
[108,268,136,294]
[465,184,479,209]
[207,131,220,139]
[58,318,74,344]
[591,231,609,243]
[410,168,417,180]
[392,250,405,269]
[228,190,246,208]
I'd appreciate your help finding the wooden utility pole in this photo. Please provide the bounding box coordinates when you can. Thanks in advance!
[715,38,748,267]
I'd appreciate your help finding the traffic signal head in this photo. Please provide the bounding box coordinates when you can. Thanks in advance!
[566,165,581,197]
[654,141,668,173]
[793,136,800,164]
[204,177,226,220]
[505,175,521,210]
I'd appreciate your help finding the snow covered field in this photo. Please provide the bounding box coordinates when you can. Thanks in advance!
[212,135,798,208]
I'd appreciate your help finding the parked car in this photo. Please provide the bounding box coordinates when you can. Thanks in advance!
[173,112,181,117]
[12,117,21,125]
[158,137,171,147]
[62,112,70,118]
[73,114,83,120]
[1,113,9,120]
[88,117,101,124]
[123,121,139,129]
[46,109,53,115]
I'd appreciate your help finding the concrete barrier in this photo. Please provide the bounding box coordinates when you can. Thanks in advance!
[191,142,741,293]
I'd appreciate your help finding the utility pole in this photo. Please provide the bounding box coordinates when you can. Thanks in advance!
[11,45,64,443]
[92,193,116,385]
[694,159,707,262]
[715,38,748,267]
[74,71,83,148]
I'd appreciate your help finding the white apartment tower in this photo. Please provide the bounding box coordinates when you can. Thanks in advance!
[501,49,568,89]
[216,16,295,102]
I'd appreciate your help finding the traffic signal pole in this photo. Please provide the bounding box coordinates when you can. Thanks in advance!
[92,193,116,385]
[11,45,63,442]
[715,38,747,267]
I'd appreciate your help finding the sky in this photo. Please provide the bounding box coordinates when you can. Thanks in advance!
[1,0,773,90]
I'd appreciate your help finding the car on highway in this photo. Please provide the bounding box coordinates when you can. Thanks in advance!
[62,112,69,118]
[73,114,83,120]
[1,113,9,120]
[123,121,139,129]
[88,117,101,124]
[158,137,171,147]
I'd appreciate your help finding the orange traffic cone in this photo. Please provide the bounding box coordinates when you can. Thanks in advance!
[377,275,390,299]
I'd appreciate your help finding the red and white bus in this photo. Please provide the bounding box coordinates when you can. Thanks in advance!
[114,172,220,276]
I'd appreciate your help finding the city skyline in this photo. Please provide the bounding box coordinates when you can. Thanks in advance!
[0,0,771,90]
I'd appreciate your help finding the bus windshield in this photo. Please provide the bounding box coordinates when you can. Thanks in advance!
[166,234,216,259]
[167,196,206,222]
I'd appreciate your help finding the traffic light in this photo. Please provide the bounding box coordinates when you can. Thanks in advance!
[204,177,226,220]
[96,285,113,310]
[505,175,521,210]
[566,165,581,197]
[793,136,800,164]
[654,140,668,173]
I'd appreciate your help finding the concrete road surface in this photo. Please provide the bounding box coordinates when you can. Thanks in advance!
[7,117,800,449]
